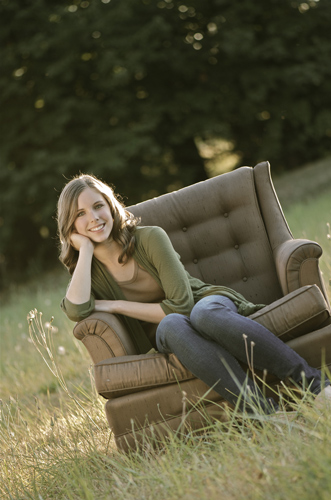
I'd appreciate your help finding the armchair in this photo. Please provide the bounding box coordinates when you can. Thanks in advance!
[73,161,331,451]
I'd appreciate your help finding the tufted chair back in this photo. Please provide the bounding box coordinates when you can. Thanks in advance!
[129,164,283,306]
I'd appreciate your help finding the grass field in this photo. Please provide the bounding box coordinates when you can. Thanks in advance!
[0,167,330,500]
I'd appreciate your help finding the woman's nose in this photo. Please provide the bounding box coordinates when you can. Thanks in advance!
[90,210,99,221]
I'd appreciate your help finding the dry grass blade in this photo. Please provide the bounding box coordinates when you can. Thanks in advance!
[27,309,101,431]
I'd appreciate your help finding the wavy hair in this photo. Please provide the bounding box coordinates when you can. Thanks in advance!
[57,174,140,274]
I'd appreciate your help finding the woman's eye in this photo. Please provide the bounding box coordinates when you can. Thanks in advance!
[77,211,84,217]
[95,204,104,209]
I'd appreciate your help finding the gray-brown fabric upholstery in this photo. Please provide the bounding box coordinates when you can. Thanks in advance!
[105,379,229,452]
[95,353,196,399]
[73,161,331,451]
[250,284,329,342]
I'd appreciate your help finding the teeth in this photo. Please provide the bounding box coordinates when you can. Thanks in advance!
[90,224,105,232]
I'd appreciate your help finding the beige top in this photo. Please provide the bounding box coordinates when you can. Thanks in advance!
[111,260,165,347]
[114,260,165,304]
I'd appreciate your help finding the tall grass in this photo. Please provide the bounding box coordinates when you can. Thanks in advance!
[284,190,331,292]
[0,268,91,404]
[1,377,331,500]
[0,184,330,500]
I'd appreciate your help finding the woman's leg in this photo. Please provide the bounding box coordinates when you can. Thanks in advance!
[156,313,278,413]
[190,295,329,395]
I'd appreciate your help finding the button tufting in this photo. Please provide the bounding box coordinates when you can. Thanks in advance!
[193,258,198,264]
[182,227,187,232]
[224,213,228,218]
[242,277,248,282]
[234,244,239,249]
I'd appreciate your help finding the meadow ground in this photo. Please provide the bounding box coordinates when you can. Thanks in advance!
[0,163,331,500]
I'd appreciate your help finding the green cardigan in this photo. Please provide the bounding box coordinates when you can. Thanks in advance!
[61,226,264,353]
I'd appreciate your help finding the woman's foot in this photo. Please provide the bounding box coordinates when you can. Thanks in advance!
[314,385,331,409]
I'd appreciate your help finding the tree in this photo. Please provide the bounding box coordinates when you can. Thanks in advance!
[1,0,330,287]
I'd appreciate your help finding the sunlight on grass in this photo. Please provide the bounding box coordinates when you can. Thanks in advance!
[1,381,331,499]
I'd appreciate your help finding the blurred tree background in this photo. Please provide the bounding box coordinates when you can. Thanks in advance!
[1,0,331,288]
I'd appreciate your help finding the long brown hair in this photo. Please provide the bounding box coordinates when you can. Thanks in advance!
[57,174,139,274]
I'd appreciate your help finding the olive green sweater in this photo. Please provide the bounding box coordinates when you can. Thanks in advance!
[61,226,264,353]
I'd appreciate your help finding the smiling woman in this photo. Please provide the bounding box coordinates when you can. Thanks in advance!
[57,174,166,324]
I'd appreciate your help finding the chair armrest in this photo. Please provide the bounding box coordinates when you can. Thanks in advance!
[274,239,329,304]
[73,312,138,364]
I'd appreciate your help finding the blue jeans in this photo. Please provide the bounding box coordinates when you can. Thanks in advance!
[156,295,329,414]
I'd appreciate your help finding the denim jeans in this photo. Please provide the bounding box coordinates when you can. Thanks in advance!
[156,295,329,414]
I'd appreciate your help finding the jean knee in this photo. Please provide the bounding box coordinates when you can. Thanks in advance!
[190,295,237,330]
[156,313,187,352]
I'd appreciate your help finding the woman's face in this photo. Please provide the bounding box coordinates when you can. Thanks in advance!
[73,187,113,243]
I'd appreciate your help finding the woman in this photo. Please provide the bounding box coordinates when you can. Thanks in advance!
[57,174,331,414]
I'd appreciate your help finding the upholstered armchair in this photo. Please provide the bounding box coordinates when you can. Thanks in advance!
[73,161,331,451]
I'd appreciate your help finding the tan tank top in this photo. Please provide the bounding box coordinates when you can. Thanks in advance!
[112,260,165,348]
[114,260,165,303]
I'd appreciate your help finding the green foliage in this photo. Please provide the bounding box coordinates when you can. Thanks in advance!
[1,0,331,285]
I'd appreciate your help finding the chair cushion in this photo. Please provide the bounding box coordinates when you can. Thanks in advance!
[249,284,330,342]
[95,352,195,399]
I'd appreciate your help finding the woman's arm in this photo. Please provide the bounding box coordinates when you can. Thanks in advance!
[66,234,94,304]
[94,299,166,324]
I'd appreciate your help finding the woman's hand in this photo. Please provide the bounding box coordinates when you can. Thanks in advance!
[70,232,94,252]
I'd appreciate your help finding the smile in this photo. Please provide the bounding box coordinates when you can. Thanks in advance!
[89,223,106,232]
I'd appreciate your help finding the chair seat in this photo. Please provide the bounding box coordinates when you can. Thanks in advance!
[94,285,329,400]
[95,352,195,399]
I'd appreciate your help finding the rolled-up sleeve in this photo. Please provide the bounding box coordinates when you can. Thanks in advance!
[60,294,95,322]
